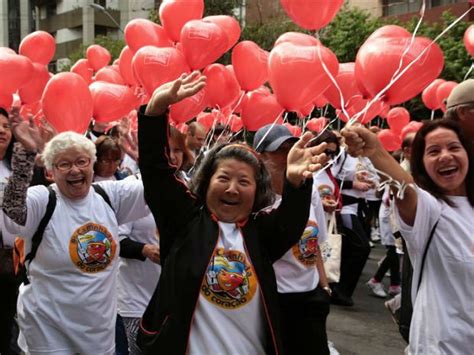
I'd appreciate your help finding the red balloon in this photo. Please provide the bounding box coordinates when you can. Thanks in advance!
[297,103,314,118]
[229,114,243,132]
[89,81,137,123]
[0,47,16,55]
[42,73,93,134]
[124,19,172,53]
[19,31,55,65]
[464,25,474,57]
[170,87,207,124]
[275,32,320,47]
[159,0,204,42]
[422,78,445,110]
[0,53,34,94]
[379,102,391,119]
[180,20,228,70]
[378,129,401,151]
[436,81,458,113]
[355,26,444,105]
[196,111,217,130]
[19,63,51,104]
[241,91,284,131]
[280,0,344,30]
[338,96,384,124]
[313,95,328,108]
[119,46,138,86]
[306,117,328,133]
[401,121,423,139]
[269,43,339,111]
[232,41,269,91]
[386,107,410,134]
[86,45,111,72]
[204,15,241,52]
[203,64,241,109]
[0,93,13,110]
[71,59,93,84]
[284,123,302,137]
[324,62,359,109]
[132,46,189,95]
[95,66,125,85]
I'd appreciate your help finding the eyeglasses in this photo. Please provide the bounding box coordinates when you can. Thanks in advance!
[54,157,91,171]
[97,158,121,165]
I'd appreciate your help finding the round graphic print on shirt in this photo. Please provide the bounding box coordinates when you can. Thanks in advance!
[291,219,320,266]
[201,248,257,310]
[69,222,117,273]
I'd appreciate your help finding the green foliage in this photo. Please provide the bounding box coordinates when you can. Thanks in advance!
[63,35,125,72]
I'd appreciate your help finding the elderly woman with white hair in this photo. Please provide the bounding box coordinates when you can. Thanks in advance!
[2,115,148,355]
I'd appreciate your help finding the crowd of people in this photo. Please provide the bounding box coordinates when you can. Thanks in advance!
[0,74,473,355]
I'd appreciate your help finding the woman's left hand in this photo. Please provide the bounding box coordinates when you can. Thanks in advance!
[286,132,328,187]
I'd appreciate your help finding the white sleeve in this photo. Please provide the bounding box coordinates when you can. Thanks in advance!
[312,189,328,244]
[395,187,441,257]
[118,222,133,242]
[2,185,49,240]
[99,180,149,225]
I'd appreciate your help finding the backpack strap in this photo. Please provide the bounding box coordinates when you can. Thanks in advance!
[23,186,57,285]
[92,184,114,213]
[416,220,439,293]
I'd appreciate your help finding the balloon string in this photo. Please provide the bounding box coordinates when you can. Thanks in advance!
[253,109,286,152]
[347,5,473,128]
[463,62,474,81]
[430,109,435,121]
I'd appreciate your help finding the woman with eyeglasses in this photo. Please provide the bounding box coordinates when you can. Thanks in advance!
[93,135,128,182]
[2,110,149,355]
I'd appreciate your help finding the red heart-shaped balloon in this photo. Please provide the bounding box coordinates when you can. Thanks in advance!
[306,117,328,133]
[275,32,321,47]
[132,46,189,95]
[241,91,284,131]
[159,0,204,42]
[422,79,445,110]
[387,107,410,134]
[269,42,339,111]
[436,81,458,113]
[89,81,137,123]
[204,15,241,52]
[71,59,93,85]
[0,54,34,94]
[19,63,51,104]
[180,20,228,70]
[124,19,172,53]
[355,25,444,105]
[232,41,269,91]
[280,0,344,30]
[94,66,125,85]
[19,31,56,65]
[378,129,401,152]
[203,64,241,109]
[464,24,474,57]
[86,45,111,72]
[169,87,207,124]
[324,62,359,110]
[118,46,138,86]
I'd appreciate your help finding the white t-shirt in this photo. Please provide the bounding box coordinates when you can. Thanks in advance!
[379,188,396,247]
[3,180,147,355]
[273,191,328,293]
[396,188,474,355]
[313,170,337,223]
[335,154,366,215]
[117,212,161,318]
[188,222,266,355]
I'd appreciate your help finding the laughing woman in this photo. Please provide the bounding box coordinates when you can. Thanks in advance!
[342,120,474,355]
[136,73,328,354]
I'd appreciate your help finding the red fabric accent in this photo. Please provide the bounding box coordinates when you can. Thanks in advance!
[326,169,342,210]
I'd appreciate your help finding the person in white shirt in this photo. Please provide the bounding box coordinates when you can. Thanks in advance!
[2,116,149,355]
[342,119,474,355]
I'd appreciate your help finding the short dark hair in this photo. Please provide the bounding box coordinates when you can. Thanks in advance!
[410,119,474,207]
[309,129,339,150]
[189,143,275,213]
[95,135,122,160]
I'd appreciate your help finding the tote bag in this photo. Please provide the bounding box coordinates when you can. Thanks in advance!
[320,213,342,283]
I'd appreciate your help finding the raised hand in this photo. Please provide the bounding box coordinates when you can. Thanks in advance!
[286,132,328,187]
[119,130,139,162]
[341,125,381,158]
[145,71,206,116]
[9,108,43,153]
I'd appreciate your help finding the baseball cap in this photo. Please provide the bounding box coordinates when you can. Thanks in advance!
[446,79,474,109]
[253,124,298,153]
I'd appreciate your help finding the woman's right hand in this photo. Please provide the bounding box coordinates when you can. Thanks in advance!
[145,72,206,116]
[9,107,43,153]
[341,125,381,158]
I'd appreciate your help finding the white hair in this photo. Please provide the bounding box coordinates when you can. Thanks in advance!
[42,132,96,170]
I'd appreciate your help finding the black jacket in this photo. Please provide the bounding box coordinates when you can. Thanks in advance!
[137,108,312,354]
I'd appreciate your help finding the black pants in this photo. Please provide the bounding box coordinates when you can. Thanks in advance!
[338,214,371,297]
[0,271,19,355]
[278,288,330,355]
[374,246,400,286]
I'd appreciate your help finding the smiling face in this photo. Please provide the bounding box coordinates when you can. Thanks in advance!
[423,128,468,196]
[52,148,94,200]
[0,114,12,159]
[206,158,257,223]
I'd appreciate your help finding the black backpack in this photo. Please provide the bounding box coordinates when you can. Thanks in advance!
[20,184,113,285]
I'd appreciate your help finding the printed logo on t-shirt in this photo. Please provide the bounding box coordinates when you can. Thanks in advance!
[292,220,320,266]
[201,248,257,310]
[69,223,116,273]
[318,184,335,202]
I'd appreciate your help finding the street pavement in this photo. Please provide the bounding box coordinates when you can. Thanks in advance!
[327,244,407,355]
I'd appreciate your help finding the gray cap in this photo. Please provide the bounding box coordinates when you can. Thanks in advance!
[446,79,474,109]
[253,124,298,153]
